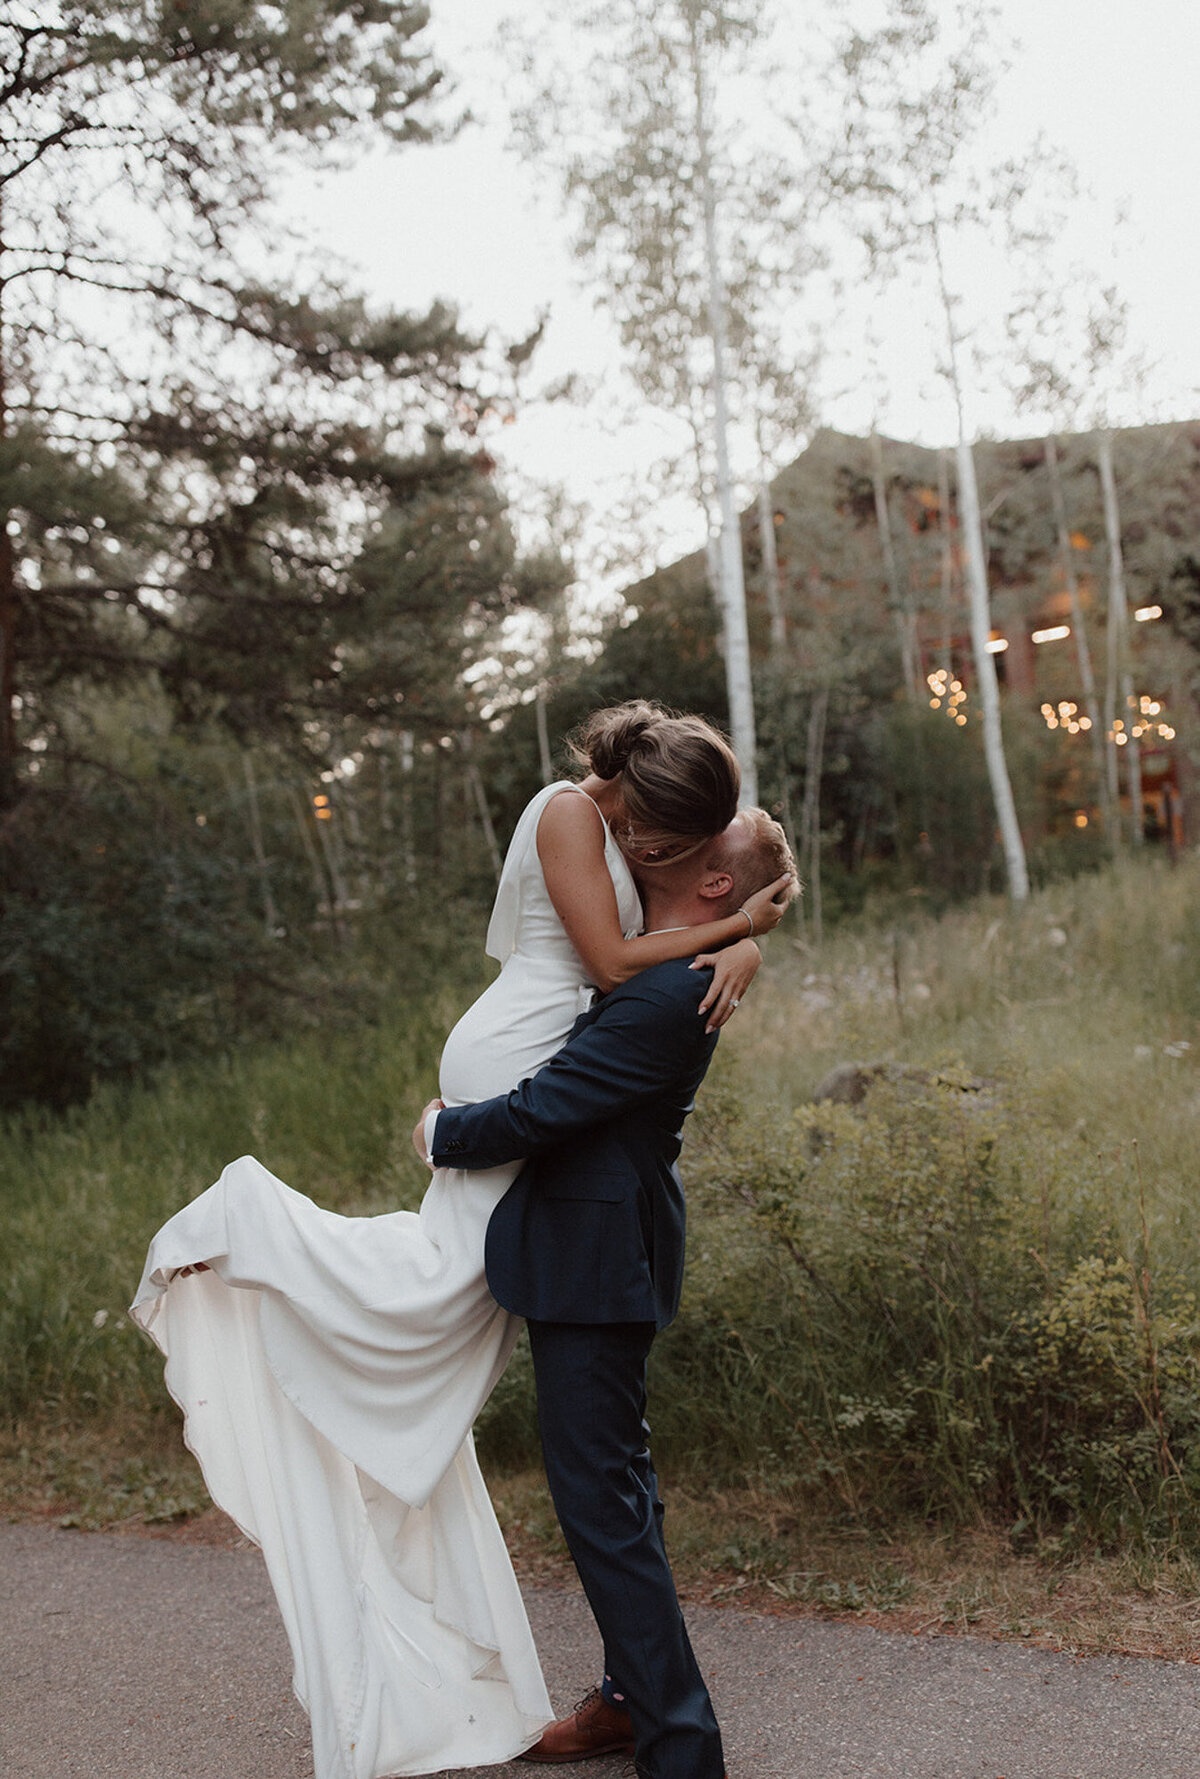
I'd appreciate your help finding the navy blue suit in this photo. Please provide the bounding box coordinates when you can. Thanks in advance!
[431,957,725,1779]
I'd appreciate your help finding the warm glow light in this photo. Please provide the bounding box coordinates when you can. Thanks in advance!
[1134,605,1163,622]
[1074,811,1089,829]
[1032,624,1071,644]
[985,637,1008,653]
[926,666,967,728]
[1043,695,1093,735]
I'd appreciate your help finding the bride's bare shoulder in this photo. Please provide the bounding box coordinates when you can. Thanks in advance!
[536,784,606,858]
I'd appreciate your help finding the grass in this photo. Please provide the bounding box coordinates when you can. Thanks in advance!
[648,851,1200,1548]
[491,1468,1200,1662]
[3,852,1200,1653]
[0,962,484,1427]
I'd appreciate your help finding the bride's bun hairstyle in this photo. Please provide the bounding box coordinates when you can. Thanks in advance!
[570,699,741,854]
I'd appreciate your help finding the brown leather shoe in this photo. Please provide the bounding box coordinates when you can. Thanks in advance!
[520,1687,636,1762]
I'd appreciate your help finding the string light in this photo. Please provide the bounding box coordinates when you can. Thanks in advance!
[1040,701,1091,734]
[1032,624,1071,644]
[1134,605,1163,622]
[1106,695,1175,745]
[927,669,969,725]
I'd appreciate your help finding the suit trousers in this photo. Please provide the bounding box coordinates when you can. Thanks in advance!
[526,1318,724,1779]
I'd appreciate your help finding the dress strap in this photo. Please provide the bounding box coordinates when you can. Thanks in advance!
[546,780,610,835]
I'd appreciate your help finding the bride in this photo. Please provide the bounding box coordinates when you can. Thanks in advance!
[132,701,789,1779]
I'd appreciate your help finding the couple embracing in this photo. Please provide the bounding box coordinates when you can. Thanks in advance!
[134,700,797,1779]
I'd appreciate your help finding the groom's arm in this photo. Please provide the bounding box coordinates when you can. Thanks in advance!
[428,969,715,1172]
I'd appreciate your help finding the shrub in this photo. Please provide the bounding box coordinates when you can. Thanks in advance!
[689,1072,1200,1544]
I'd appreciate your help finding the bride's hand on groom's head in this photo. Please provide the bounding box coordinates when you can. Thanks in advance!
[742,873,797,934]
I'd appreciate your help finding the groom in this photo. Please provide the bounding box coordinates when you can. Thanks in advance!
[414,807,795,1779]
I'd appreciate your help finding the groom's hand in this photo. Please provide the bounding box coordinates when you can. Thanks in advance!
[412,1098,445,1166]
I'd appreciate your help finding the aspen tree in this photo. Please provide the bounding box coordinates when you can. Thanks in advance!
[821,0,1030,900]
[506,0,820,805]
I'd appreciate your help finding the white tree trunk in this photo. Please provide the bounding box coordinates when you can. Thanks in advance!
[1044,434,1110,829]
[399,729,416,889]
[339,778,371,908]
[241,752,279,936]
[756,460,787,651]
[461,730,503,879]
[1097,430,1143,845]
[319,792,351,914]
[937,447,954,671]
[287,784,333,923]
[956,438,1030,901]
[535,690,553,785]
[870,430,919,698]
[688,13,757,804]
[799,683,828,944]
[930,218,1028,901]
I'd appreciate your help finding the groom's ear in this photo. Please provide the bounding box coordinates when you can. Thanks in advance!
[696,869,735,902]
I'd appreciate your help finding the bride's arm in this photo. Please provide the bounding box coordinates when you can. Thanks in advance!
[536,792,788,997]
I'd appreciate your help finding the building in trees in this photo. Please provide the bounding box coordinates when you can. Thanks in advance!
[561,421,1200,912]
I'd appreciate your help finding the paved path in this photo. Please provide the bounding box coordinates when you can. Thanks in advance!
[4,1521,1200,1778]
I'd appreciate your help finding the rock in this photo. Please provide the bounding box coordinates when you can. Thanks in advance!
[812,1060,994,1107]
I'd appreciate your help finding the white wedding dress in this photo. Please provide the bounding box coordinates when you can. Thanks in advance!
[131,782,643,1779]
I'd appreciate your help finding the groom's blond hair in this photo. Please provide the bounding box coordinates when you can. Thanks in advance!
[707,808,798,914]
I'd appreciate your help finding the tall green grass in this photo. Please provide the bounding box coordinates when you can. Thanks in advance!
[0,959,484,1427]
[648,854,1200,1546]
[3,855,1199,1550]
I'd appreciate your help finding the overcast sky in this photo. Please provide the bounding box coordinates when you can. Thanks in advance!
[281,0,1200,589]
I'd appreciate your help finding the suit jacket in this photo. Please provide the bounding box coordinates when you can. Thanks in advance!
[430,957,719,1328]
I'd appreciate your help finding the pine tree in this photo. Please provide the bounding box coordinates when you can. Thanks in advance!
[0,3,536,805]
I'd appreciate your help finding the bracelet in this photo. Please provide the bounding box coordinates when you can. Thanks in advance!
[736,906,754,937]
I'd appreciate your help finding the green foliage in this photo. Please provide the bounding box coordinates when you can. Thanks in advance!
[2,3,563,807]
[0,977,471,1427]
[0,775,271,1108]
[0,3,571,1111]
[653,851,1200,1547]
[4,853,1199,1559]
